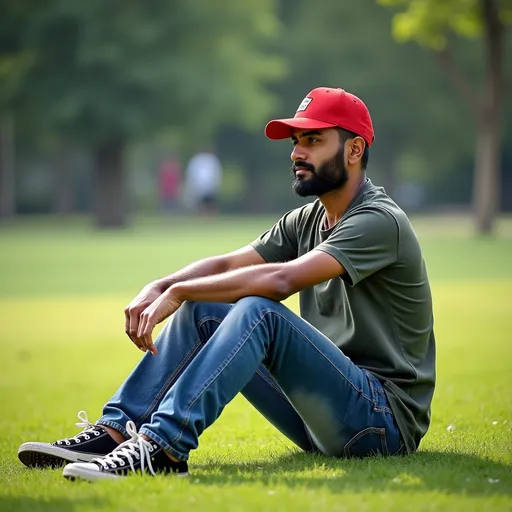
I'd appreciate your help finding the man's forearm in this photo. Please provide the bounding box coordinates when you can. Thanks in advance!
[169,263,290,304]
[156,255,230,291]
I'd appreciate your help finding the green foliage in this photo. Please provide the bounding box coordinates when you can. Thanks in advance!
[0,1,42,111]
[379,0,512,49]
[7,0,285,144]
[0,52,34,111]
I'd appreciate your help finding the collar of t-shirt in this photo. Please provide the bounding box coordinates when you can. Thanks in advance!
[320,178,371,233]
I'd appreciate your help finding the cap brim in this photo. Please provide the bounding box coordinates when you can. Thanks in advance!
[264,117,338,140]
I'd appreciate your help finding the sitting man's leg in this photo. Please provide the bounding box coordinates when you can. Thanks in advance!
[62,297,403,481]
[18,300,313,469]
[18,301,230,468]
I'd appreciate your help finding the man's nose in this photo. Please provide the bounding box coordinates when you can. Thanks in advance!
[291,145,307,162]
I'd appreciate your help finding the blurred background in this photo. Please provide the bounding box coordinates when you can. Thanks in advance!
[0,0,511,233]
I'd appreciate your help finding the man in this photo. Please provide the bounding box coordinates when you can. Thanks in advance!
[18,87,435,482]
[184,147,223,215]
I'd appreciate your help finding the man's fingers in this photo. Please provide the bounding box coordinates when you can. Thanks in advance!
[137,313,150,349]
[124,307,130,338]
[127,307,146,351]
[138,313,158,355]
[125,309,143,350]
[129,308,141,339]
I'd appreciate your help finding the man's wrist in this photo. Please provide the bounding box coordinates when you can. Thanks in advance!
[168,283,185,301]
[153,278,171,293]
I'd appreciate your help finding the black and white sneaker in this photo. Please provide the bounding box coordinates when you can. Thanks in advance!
[63,421,188,482]
[18,411,119,469]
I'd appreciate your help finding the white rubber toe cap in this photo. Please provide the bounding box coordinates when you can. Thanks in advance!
[63,462,117,482]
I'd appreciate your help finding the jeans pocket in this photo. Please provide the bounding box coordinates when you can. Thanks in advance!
[343,427,389,458]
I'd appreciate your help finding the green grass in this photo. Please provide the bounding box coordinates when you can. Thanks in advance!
[1,214,511,512]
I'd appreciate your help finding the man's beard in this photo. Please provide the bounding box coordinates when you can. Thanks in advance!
[291,145,349,197]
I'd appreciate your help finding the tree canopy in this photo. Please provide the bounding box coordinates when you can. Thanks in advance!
[15,0,284,144]
[379,0,512,232]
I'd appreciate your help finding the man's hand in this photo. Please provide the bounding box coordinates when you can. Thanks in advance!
[137,290,183,355]
[125,281,165,352]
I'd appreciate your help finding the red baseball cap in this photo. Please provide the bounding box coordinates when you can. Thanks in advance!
[265,87,375,147]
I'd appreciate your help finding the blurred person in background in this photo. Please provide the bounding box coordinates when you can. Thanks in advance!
[18,87,435,482]
[183,146,223,215]
[158,155,182,213]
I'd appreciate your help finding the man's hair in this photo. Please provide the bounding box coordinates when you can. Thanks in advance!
[337,128,369,170]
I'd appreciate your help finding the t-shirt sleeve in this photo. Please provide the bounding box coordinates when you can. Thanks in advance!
[315,207,398,286]
[250,209,299,263]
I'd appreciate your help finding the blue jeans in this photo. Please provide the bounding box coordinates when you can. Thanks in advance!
[98,298,403,461]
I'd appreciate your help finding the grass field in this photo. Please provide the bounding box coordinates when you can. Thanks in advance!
[0,214,511,512]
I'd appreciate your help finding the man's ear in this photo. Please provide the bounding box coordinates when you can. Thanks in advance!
[347,137,365,166]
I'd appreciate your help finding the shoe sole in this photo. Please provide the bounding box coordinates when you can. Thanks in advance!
[63,464,190,482]
[63,464,118,482]
[18,443,101,469]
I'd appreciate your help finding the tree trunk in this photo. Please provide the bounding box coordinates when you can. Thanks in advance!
[472,0,503,235]
[0,115,15,220]
[52,142,75,215]
[473,118,499,234]
[93,138,128,228]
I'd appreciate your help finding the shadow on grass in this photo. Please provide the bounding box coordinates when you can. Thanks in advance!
[0,497,105,512]
[191,450,511,497]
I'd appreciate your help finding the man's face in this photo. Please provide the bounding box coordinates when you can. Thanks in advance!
[290,128,348,197]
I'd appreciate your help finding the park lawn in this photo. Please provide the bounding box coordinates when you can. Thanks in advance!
[0,215,511,512]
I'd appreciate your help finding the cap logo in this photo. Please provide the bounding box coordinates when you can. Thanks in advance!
[296,97,312,112]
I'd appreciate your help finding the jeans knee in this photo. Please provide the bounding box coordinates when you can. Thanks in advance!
[177,300,199,317]
[235,296,280,313]
[170,300,197,326]
[176,300,232,325]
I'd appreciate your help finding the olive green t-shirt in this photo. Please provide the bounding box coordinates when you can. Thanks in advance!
[250,179,435,453]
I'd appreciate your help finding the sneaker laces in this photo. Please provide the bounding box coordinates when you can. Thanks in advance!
[55,410,102,446]
[92,421,157,476]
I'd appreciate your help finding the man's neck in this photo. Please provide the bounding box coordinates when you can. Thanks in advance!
[319,174,366,229]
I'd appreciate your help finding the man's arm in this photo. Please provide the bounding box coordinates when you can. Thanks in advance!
[137,250,345,354]
[136,250,345,352]
[170,249,344,304]
[155,245,267,291]
[138,207,399,352]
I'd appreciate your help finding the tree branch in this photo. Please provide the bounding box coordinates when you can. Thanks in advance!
[434,46,483,123]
